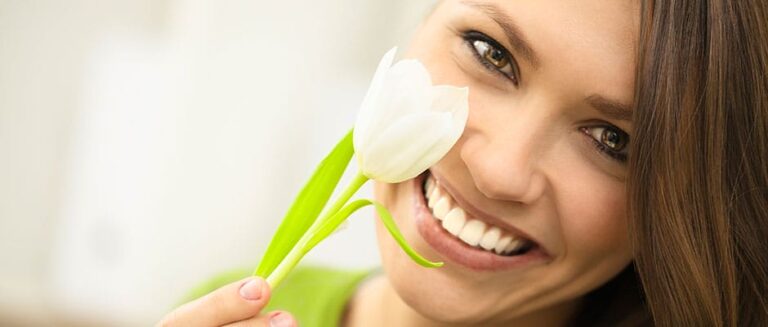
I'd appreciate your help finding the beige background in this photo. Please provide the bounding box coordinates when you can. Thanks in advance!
[0,0,433,325]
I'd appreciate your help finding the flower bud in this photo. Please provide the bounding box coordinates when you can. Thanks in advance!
[353,47,469,183]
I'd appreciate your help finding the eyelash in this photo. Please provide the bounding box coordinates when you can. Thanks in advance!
[461,31,520,86]
[580,125,629,163]
[460,31,629,165]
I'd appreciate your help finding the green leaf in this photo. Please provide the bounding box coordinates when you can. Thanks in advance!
[264,172,368,287]
[368,199,443,268]
[303,199,371,251]
[303,198,443,268]
[254,129,354,278]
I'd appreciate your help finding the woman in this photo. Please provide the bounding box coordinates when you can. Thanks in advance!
[158,0,768,326]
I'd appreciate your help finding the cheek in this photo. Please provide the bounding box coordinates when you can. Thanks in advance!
[405,26,518,133]
[372,180,493,322]
[556,166,631,263]
[372,181,423,267]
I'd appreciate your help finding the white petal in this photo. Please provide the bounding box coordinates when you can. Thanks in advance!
[395,114,461,181]
[354,47,397,152]
[378,59,433,116]
[366,47,398,104]
[430,85,469,151]
[431,85,469,116]
[365,86,468,182]
[355,59,433,153]
[360,112,454,182]
[365,61,431,125]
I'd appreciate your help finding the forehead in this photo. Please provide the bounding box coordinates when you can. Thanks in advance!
[462,0,640,102]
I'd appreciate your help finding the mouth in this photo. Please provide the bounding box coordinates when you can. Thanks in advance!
[414,170,550,271]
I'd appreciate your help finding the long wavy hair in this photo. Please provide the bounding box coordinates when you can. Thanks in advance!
[627,0,768,325]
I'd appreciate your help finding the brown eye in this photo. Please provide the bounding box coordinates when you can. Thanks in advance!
[474,40,510,69]
[472,40,512,72]
[464,31,520,85]
[600,128,628,151]
[581,125,630,163]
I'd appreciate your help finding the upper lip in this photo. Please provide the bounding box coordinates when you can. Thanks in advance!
[428,170,546,253]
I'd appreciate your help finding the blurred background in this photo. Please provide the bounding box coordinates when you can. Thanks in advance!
[0,0,434,325]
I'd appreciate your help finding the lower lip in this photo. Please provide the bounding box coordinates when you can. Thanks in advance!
[413,174,550,272]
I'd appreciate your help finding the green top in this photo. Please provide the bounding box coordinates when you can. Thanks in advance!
[183,265,375,327]
[266,265,374,326]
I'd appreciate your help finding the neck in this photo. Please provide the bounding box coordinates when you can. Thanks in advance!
[343,274,581,327]
[343,274,442,327]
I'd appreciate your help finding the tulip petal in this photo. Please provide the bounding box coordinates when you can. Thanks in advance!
[431,85,470,116]
[430,85,469,146]
[360,111,455,182]
[355,58,433,154]
[355,47,397,151]
[363,47,397,109]
[392,113,462,182]
[375,60,433,119]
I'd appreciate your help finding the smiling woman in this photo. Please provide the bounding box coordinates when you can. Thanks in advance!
[370,1,642,325]
[158,0,768,326]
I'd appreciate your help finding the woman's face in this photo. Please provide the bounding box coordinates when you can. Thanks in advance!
[373,0,640,324]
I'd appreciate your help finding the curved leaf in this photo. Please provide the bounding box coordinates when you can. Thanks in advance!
[368,199,443,268]
[302,198,443,268]
[303,199,372,251]
[254,129,354,278]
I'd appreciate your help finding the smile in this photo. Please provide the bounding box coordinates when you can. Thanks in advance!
[414,170,550,271]
[424,173,534,256]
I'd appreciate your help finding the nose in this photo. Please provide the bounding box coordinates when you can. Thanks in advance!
[459,109,548,204]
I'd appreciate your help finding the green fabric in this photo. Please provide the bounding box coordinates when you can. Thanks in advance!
[182,265,374,327]
[180,267,253,305]
[266,265,373,327]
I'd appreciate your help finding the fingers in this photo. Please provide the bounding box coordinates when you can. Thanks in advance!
[158,277,272,327]
[222,311,297,327]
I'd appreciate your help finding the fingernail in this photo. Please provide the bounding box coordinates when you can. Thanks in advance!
[238,278,263,301]
[270,312,295,327]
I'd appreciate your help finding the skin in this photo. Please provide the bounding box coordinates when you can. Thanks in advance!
[156,277,297,327]
[348,1,641,326]
[159,0,640,326]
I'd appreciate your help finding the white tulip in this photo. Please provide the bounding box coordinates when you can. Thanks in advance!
[353,47,469,183]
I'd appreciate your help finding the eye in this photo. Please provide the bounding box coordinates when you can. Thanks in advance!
[581,125,630,162]
[474,40,509,69]
[463,31,520,85]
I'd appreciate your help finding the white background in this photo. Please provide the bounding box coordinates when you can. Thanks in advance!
[0,0,434,325]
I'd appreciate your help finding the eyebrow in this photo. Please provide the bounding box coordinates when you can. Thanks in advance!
[462,1,633,122]
[585,94,634,122]
[461,0,541,69]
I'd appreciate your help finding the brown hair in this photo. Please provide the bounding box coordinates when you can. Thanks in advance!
[629,0,768,325]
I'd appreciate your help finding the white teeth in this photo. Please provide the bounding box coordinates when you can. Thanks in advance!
[479,226,501,251]
[425,176,435,195]
[428,186,441,208]
[433,197,451,220]
[494,236,512,254]
[442,208,466,235]
[424,174,532,256]
[458,220,486,246]
[504,238,523,254]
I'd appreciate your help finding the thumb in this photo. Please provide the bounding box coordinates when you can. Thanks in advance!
[158,277,271,327]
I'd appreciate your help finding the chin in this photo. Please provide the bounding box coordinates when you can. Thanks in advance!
[372,178,511,325]
[389,270,501,324]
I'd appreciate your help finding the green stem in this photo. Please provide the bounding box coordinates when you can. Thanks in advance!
[266,171,369,288]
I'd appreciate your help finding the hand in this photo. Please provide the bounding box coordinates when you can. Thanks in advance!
[157,277,297,327]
